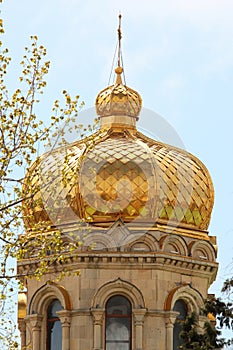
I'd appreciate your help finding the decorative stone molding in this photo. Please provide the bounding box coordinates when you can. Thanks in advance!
[91,278,145,309]
[164,311,179,326]
[18,251,218,271]
[129,233,159,252]
[29,281,72,315]
[91,308,105,325]
[57,309,71,327]
[84,233,115,251]
[133,308,147,324]
[164,284,204,314]
[29,314,43,331]
[160,234,188,256]
[189,240,216,261]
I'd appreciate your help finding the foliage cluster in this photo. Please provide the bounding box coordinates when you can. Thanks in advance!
[178,295,233,349]
[0,16,86,348]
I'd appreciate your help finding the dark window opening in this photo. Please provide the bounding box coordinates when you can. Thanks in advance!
[105,295,132,350]
[47,299,62,350]
[173,299,188,350]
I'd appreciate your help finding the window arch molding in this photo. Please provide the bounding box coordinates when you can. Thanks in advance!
[91,278,145,309]
[164,284,204,350]
[27,282,72,350]
[29,282,72,315]
[91,278,146,350]
[164,284,204,314]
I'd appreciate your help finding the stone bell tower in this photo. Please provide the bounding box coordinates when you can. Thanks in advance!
[18,15,218,350]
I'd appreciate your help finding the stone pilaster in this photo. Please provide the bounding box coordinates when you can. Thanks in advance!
[91,308,105,350]
[29,314,43,350]
[165,312,178,350]
[57,310,71,350]
[133,308,147,350]
[18,319,26,350]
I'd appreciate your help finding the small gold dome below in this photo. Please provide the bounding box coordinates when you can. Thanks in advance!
[18,292,27,319]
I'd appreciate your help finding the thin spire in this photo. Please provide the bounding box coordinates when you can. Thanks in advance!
[115,13,123,84]
[117,13,122,67]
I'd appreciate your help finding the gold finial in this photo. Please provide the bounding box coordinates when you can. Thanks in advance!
[115,66,123,84]
[115,13,123,85]
[95,12,142,121]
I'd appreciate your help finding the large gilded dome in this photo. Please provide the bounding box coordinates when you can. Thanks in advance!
[23,66,214,232]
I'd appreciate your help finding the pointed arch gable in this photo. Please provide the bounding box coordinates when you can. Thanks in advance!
[91,278,145,309]
[189,240,216,261]
[160,234,188,256]
[128,233,159,252]
[83,233,114,250]
[29,282,72,315]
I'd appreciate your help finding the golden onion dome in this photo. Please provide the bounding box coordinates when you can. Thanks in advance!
[23,17,214,233]
[23,111,214,231]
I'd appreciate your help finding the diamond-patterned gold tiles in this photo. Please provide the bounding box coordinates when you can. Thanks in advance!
[96,83,142,118]
[78,137,157,221]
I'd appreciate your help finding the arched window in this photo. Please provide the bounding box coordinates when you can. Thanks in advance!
[105,295,132,350]
[47,299,62,350]
[173,299,188,350]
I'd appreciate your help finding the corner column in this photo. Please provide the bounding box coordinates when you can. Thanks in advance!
[133,309,147,350]
[91,308,105,350]
[165,313,177,350]
[18,319,26,349]
[57,310,71,350]
[29,314,43,350]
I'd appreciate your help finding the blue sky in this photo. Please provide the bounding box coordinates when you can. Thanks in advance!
[2,0,233,302]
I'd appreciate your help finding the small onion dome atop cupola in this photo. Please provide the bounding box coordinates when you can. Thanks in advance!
[95,65,142,119]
